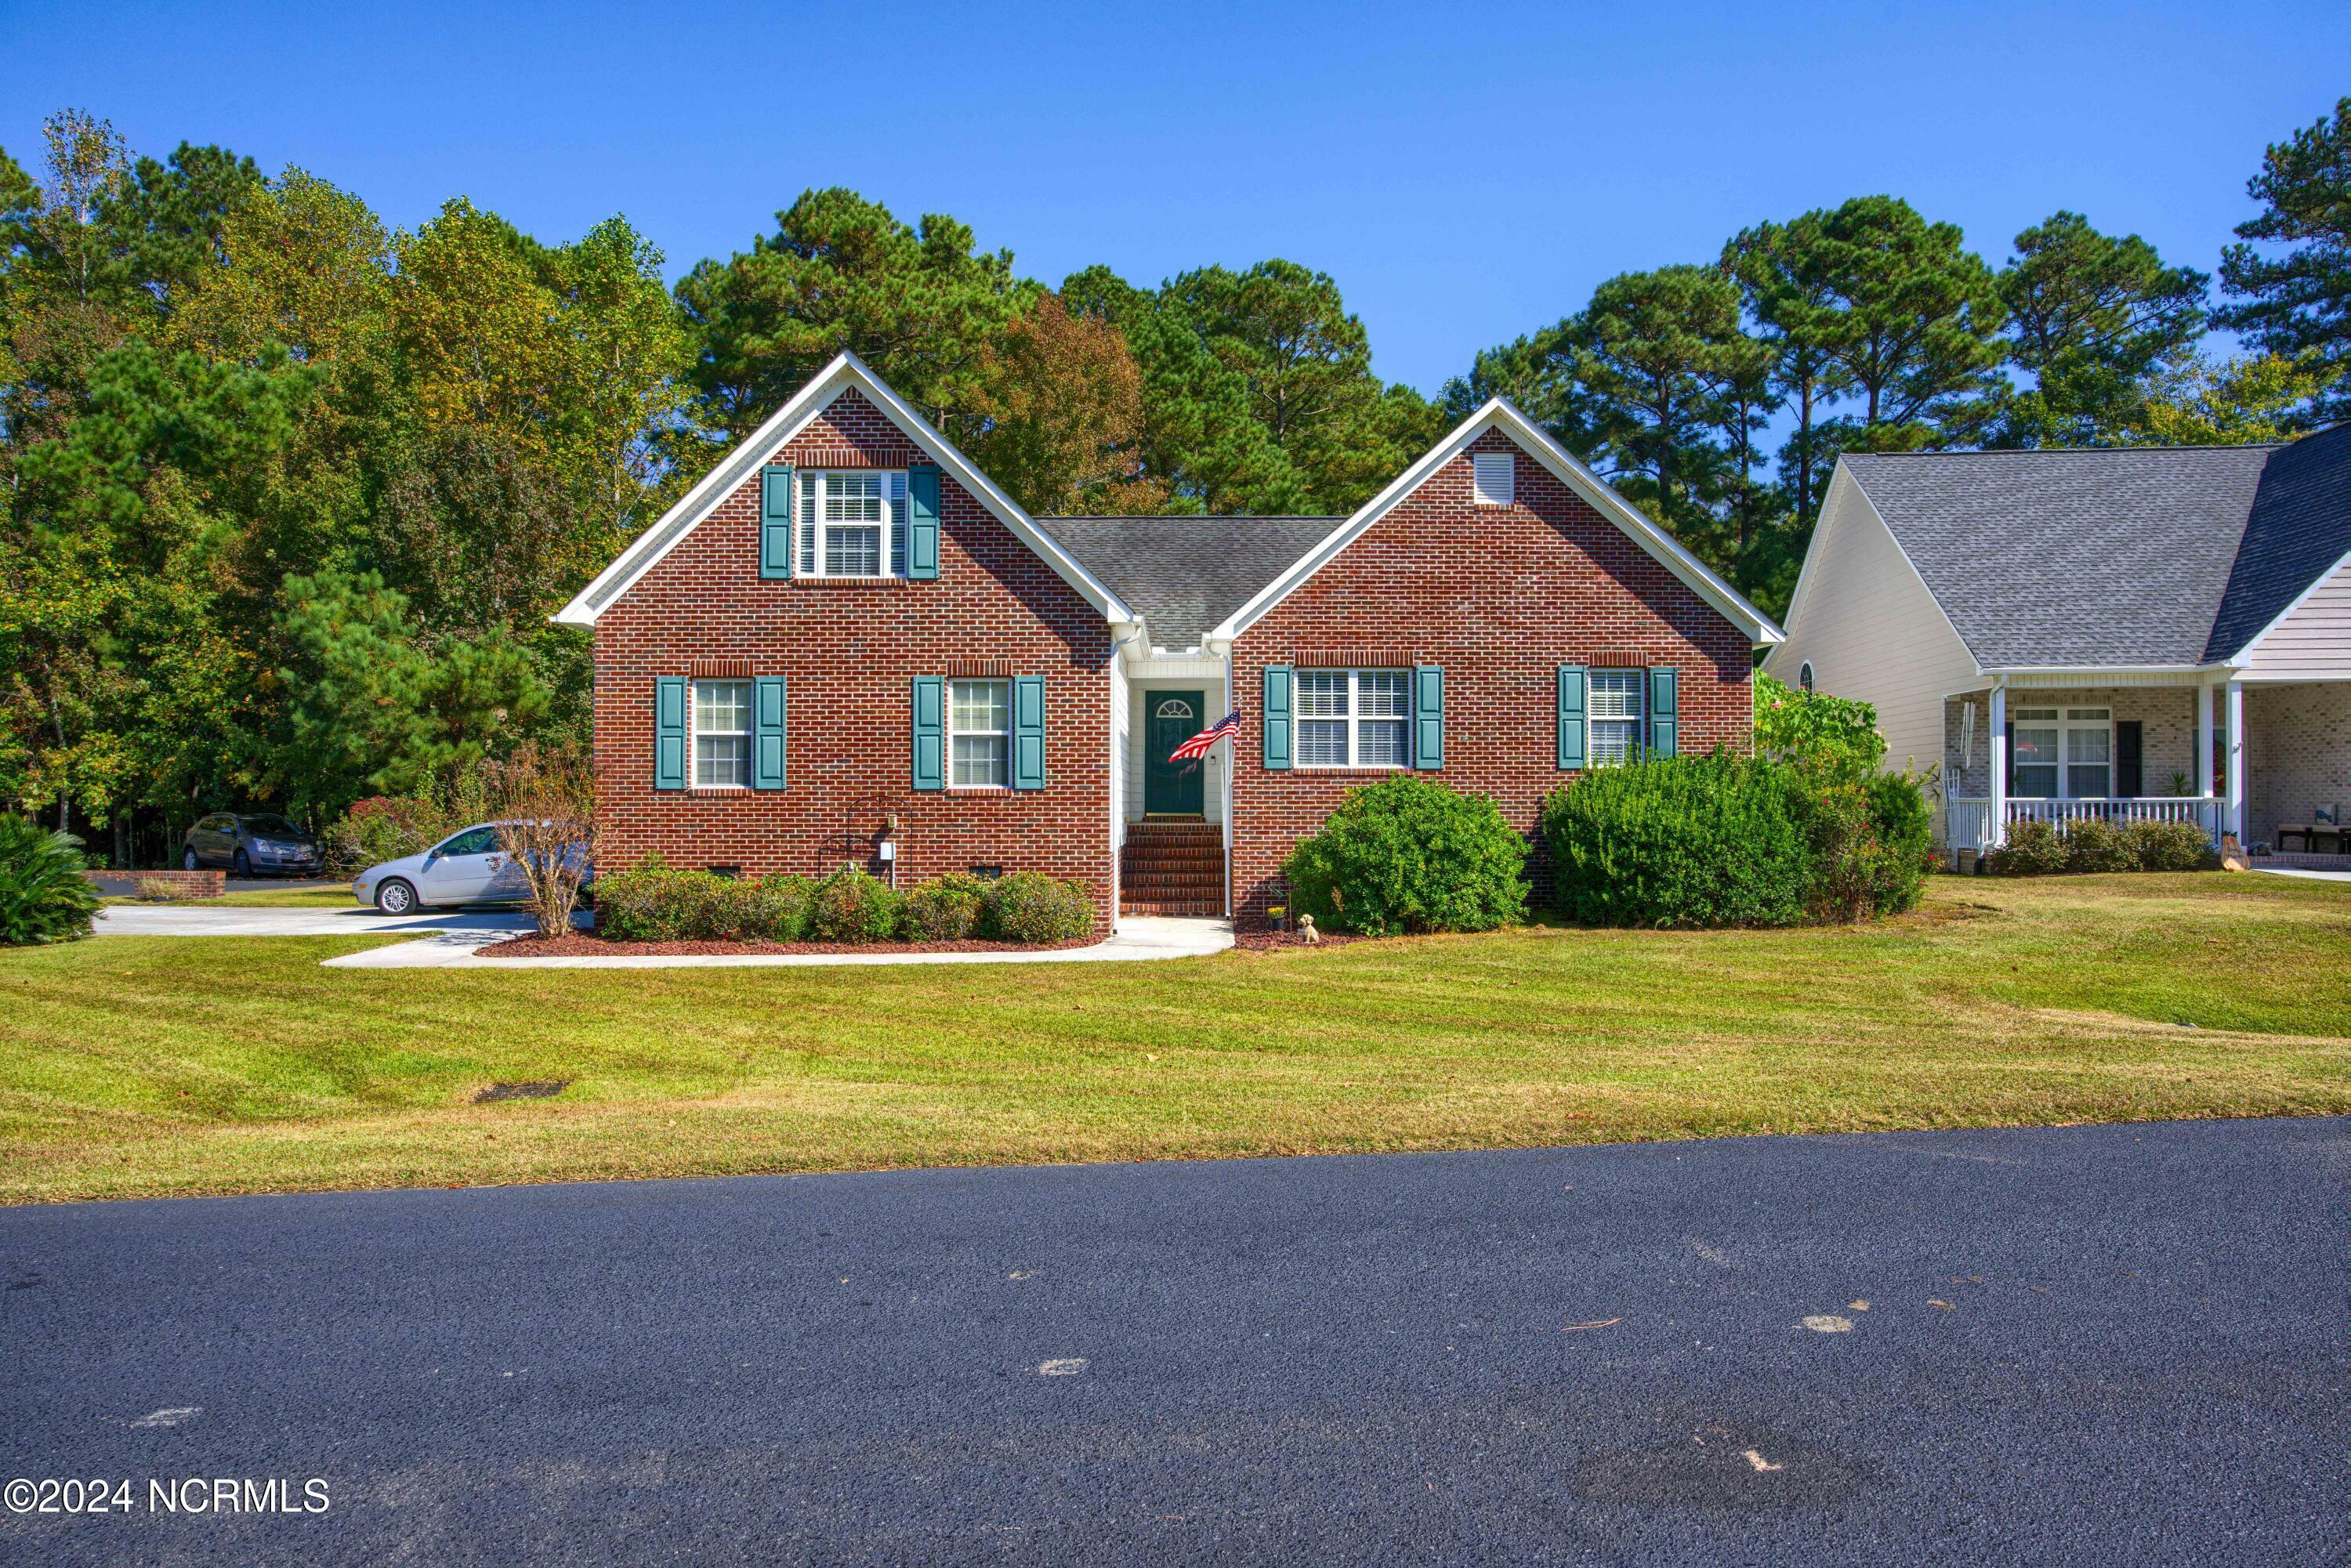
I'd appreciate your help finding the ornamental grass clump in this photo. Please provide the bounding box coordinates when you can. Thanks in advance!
[0,819,102,946]
[1281,775,1529,936]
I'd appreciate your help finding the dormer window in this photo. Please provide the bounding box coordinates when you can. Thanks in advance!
[1473,452,1514,507]
[797,469,909,578]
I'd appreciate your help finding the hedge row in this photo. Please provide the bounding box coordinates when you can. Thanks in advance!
[1989,817,2212,875]
[593,860,1092,945]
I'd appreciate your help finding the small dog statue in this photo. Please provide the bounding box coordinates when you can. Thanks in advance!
[1297,913,1320,944]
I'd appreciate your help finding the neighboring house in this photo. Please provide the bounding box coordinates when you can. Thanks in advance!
[557,353,1783,932]
[1764,425,2351,856]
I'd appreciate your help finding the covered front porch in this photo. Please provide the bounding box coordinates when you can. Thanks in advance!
[1940,674,2351,856]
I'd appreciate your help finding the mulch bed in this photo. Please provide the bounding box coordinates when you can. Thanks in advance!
[1232,929,1374,952]
[478,933,1096,958]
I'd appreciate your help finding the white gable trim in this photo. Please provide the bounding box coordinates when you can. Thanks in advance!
[1205,399,1784,647]
[552,352,1136,628]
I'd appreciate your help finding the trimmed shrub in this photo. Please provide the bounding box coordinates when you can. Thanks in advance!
[1993,818,2069,875]
[985,871,1093,945]
[1794,770,1936,922]
[2126,819,2212,871]
[1282,776,1529,936]
[1544,755,1810,928]
[592,856,808,941]
[739,874,816,941]
[811,867,904,943]
[2063,817,2134,873]
[0,819,101,946]
[901,873,994,941]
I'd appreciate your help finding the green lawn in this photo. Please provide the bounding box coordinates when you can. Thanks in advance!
[5,873,2347,1205]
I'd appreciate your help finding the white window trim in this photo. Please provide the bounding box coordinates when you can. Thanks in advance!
[1473,451,1514,507]
[797,469,908,579]
[1586,668,1645,768]
[1294,668,1411,770]
[690,678,752,790]
[949,677,1012,791]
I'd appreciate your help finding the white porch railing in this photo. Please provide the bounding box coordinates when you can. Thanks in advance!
[1945,797,2222,854]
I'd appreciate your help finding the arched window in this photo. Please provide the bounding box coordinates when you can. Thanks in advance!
[1155,697,1194,720]
[1798,661,1815,693]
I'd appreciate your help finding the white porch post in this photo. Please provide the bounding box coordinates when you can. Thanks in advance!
[1987,682,2008,848]
[2224,679,2246,846]
[2194,683,2214,800]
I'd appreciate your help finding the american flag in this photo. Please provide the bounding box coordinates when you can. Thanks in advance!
[1168,709,1241,762]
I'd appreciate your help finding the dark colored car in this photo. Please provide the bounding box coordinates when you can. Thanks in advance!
[181,813,326,878]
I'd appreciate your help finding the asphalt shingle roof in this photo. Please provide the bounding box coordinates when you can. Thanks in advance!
[1842,446,2284,668]
[1035,515,1347,651]
[2203,422,2351,661]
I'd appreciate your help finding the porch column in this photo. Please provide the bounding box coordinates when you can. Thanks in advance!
[1987,683,2008,848]
[2194,682,2214,798]
[2224,679,2246,845]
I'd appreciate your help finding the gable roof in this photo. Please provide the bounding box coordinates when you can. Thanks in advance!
[1037,515,1347,652]
[1206,398,1784,648]
[2204,422,2351,661]
[1837,431,2351,671]
[552,352,1136,628]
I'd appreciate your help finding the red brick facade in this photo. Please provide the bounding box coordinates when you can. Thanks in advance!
[1226,432,1755,918]
[591,388,1117,933]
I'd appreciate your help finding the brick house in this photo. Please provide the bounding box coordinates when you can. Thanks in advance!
[1763,427,2351,861]
[556,354,1784,932]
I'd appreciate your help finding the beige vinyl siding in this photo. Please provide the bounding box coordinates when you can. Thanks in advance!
[2237,552,2351,678]
[1764,468,1980,777]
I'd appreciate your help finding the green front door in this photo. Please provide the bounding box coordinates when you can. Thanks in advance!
[1144,690,1208,817]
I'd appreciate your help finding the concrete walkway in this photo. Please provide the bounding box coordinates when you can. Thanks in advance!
[94,902,1235,969]
[2252,865,2351,882]
[324,913,1235,969]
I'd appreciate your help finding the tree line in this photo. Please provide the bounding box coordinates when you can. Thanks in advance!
[3,98,2346,860]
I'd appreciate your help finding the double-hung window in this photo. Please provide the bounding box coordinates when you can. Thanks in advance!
[951,679,1011,788]
[2009,708,2059,796]
[797,469,909,578]
[1296,669,1409,768]
[2063,707,2112,798]
[1588,669,1644,766]
[692,679,752,788]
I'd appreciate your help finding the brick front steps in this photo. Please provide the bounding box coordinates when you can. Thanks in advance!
[1120,820,1225,918]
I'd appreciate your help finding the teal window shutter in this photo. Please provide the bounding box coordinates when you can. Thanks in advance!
[1262,664,1293,771]
[907,465,940,580]
[1412,664,1444,770]
[1648,666,1679,758]
[753,675,788,790]
[1556,666,1587,770]
[1012,675,1046,790]
[654,676,687,790]
[759,463,795,579]
[911,676,945,791]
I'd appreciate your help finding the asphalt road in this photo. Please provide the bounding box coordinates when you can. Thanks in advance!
[2,1119,2342,1566]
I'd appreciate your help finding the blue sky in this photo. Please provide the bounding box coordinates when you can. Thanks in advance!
[3,0,2345,397]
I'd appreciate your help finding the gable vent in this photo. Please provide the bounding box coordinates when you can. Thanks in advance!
[1473,451,1515,506]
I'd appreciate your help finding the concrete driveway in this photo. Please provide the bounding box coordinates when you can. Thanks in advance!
[0,1117,2339,1566]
